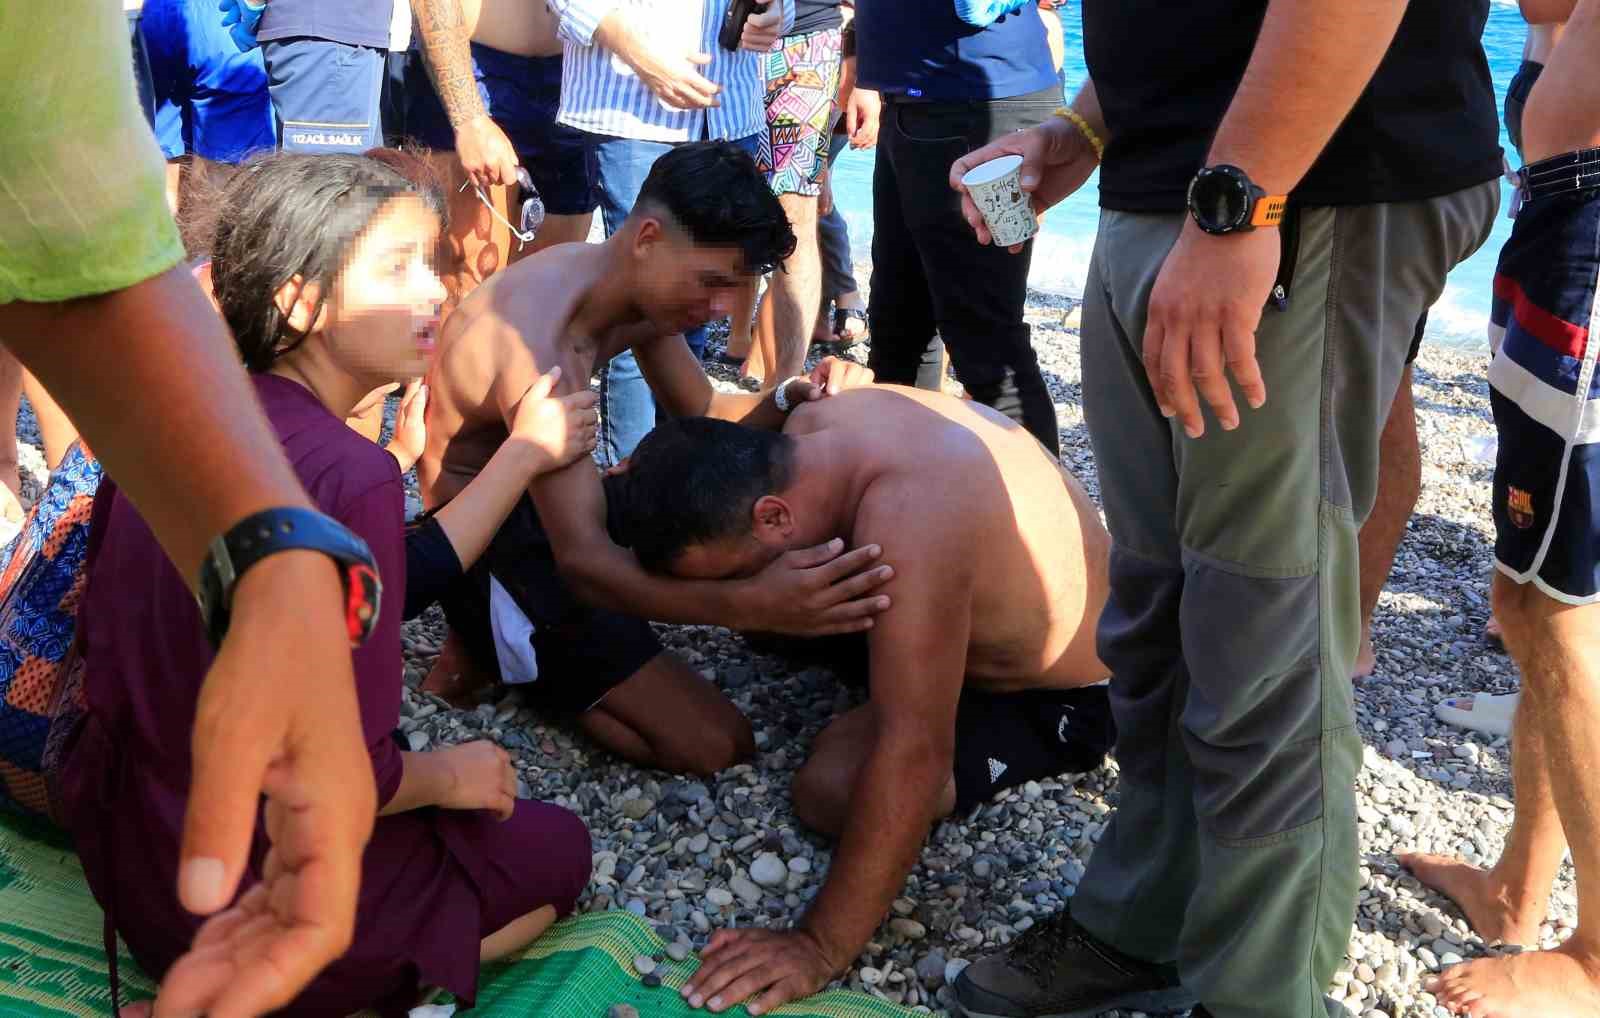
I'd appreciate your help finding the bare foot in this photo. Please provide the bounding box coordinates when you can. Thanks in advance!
[1353,631,1376,679]
[1401,852,1546,946]
[1428,939,1600,1017]
[420,630,498,708]
[117,1002,153,1018]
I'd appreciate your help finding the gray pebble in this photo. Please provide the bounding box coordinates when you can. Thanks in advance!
[620,797,655,821]
[750,853,787,887]
[915,950,947,989]
[730,874,763,905]
[633,955,656,975]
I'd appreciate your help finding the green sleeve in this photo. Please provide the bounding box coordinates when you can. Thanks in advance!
[0,2,185,305]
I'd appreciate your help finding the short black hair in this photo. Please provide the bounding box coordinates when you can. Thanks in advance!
[605,417,795,573]
[632,141,796,275]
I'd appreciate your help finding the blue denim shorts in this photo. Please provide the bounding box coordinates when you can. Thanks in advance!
[403,45,598,215]
[261,37,385,154]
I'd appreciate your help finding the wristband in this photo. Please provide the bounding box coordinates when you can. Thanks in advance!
[197,507,383,649]
[1053,107,1105,163]
[772,376,809,414]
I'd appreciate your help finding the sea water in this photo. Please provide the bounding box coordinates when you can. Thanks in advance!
[827,0,1529,352]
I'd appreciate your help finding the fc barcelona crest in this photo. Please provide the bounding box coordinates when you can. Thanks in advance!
[1507,486,1536,530]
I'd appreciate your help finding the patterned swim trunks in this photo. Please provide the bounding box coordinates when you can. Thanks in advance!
[1486,147,1600,605]
[755,27,843,198]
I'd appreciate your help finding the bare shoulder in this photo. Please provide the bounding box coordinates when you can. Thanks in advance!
[854,465,981,559]
[442,269,571,393]
[783,398,830,436]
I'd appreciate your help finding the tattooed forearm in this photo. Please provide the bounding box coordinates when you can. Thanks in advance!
[411,0,484,128]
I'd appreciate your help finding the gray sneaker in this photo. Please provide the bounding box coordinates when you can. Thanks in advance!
[954,912,1197,1018]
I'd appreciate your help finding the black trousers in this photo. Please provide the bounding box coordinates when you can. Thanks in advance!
[867,88,1060,455]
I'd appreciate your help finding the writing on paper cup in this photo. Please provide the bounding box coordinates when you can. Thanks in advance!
[960,154,1038,247]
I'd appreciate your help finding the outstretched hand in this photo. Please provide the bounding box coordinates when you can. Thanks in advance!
[682,928,839,1016]
[949,117,1098,252]
[161,552,376,1018]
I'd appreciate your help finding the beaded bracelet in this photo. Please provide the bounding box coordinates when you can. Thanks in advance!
[1053,106,1105,162]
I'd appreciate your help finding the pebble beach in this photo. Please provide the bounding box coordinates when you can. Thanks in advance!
[10,286,1548,1018]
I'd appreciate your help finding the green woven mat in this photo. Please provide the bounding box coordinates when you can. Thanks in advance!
[473,910,916,1018]
[0,811,155,1016]
[0,811,913,1017]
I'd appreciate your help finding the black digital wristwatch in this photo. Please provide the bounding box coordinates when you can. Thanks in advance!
[1186,164,1287,235]
[197,507,383,648]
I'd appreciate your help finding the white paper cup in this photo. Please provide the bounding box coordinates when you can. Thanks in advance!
[961,154,1038,247]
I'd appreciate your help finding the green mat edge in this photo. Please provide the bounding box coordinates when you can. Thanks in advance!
[0,811,920,1017]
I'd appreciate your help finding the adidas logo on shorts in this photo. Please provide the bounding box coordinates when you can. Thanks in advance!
[987,757,1008,784]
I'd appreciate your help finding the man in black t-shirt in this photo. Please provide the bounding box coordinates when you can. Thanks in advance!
[946,4,1501,1018]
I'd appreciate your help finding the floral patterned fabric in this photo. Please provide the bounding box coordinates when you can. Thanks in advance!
[0,442,100,821]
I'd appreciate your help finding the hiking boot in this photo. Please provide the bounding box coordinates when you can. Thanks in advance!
[953,912,1197,1018]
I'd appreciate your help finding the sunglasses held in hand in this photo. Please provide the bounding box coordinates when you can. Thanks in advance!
[459,167,545,251]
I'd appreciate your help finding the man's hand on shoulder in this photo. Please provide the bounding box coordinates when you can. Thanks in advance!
[681,927,840,1016]
[739,538,893,635]
[794,356,873,400]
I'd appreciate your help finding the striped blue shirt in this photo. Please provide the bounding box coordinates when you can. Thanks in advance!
[550,0,794,143]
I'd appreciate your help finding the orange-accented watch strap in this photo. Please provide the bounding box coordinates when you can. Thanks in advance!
[1250,196,1288,228]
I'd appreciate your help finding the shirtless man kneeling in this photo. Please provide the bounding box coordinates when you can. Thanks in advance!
[419,141,887,778]
[606,385,1115,1012]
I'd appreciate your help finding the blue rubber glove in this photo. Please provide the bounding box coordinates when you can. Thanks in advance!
[952,0,1031,28]
[219,0,266,52]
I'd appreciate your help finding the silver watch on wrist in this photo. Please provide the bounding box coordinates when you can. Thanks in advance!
[772,376,808,413]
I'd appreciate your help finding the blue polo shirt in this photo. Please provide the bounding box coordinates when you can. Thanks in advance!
[142,0,276,163]
[856,0,1056,101]
[258,0,393,50]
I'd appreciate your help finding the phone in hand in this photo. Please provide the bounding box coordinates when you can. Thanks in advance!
[717,0,769,52]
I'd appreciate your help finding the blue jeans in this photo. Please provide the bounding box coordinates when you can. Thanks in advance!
[588,132,758,465]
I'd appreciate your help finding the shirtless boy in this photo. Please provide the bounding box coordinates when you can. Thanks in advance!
[606,385,1115,1013]
[419,141,886,778]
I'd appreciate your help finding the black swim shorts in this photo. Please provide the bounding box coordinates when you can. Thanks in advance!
[439,496,661,715]
[748,633,1115,812]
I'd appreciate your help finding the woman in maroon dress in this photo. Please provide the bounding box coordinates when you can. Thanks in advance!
[58,152,594,1017]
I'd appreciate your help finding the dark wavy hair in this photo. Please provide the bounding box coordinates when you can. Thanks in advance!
[633,141,796,275]
[204,150,446,373]
[604,417,796,573]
